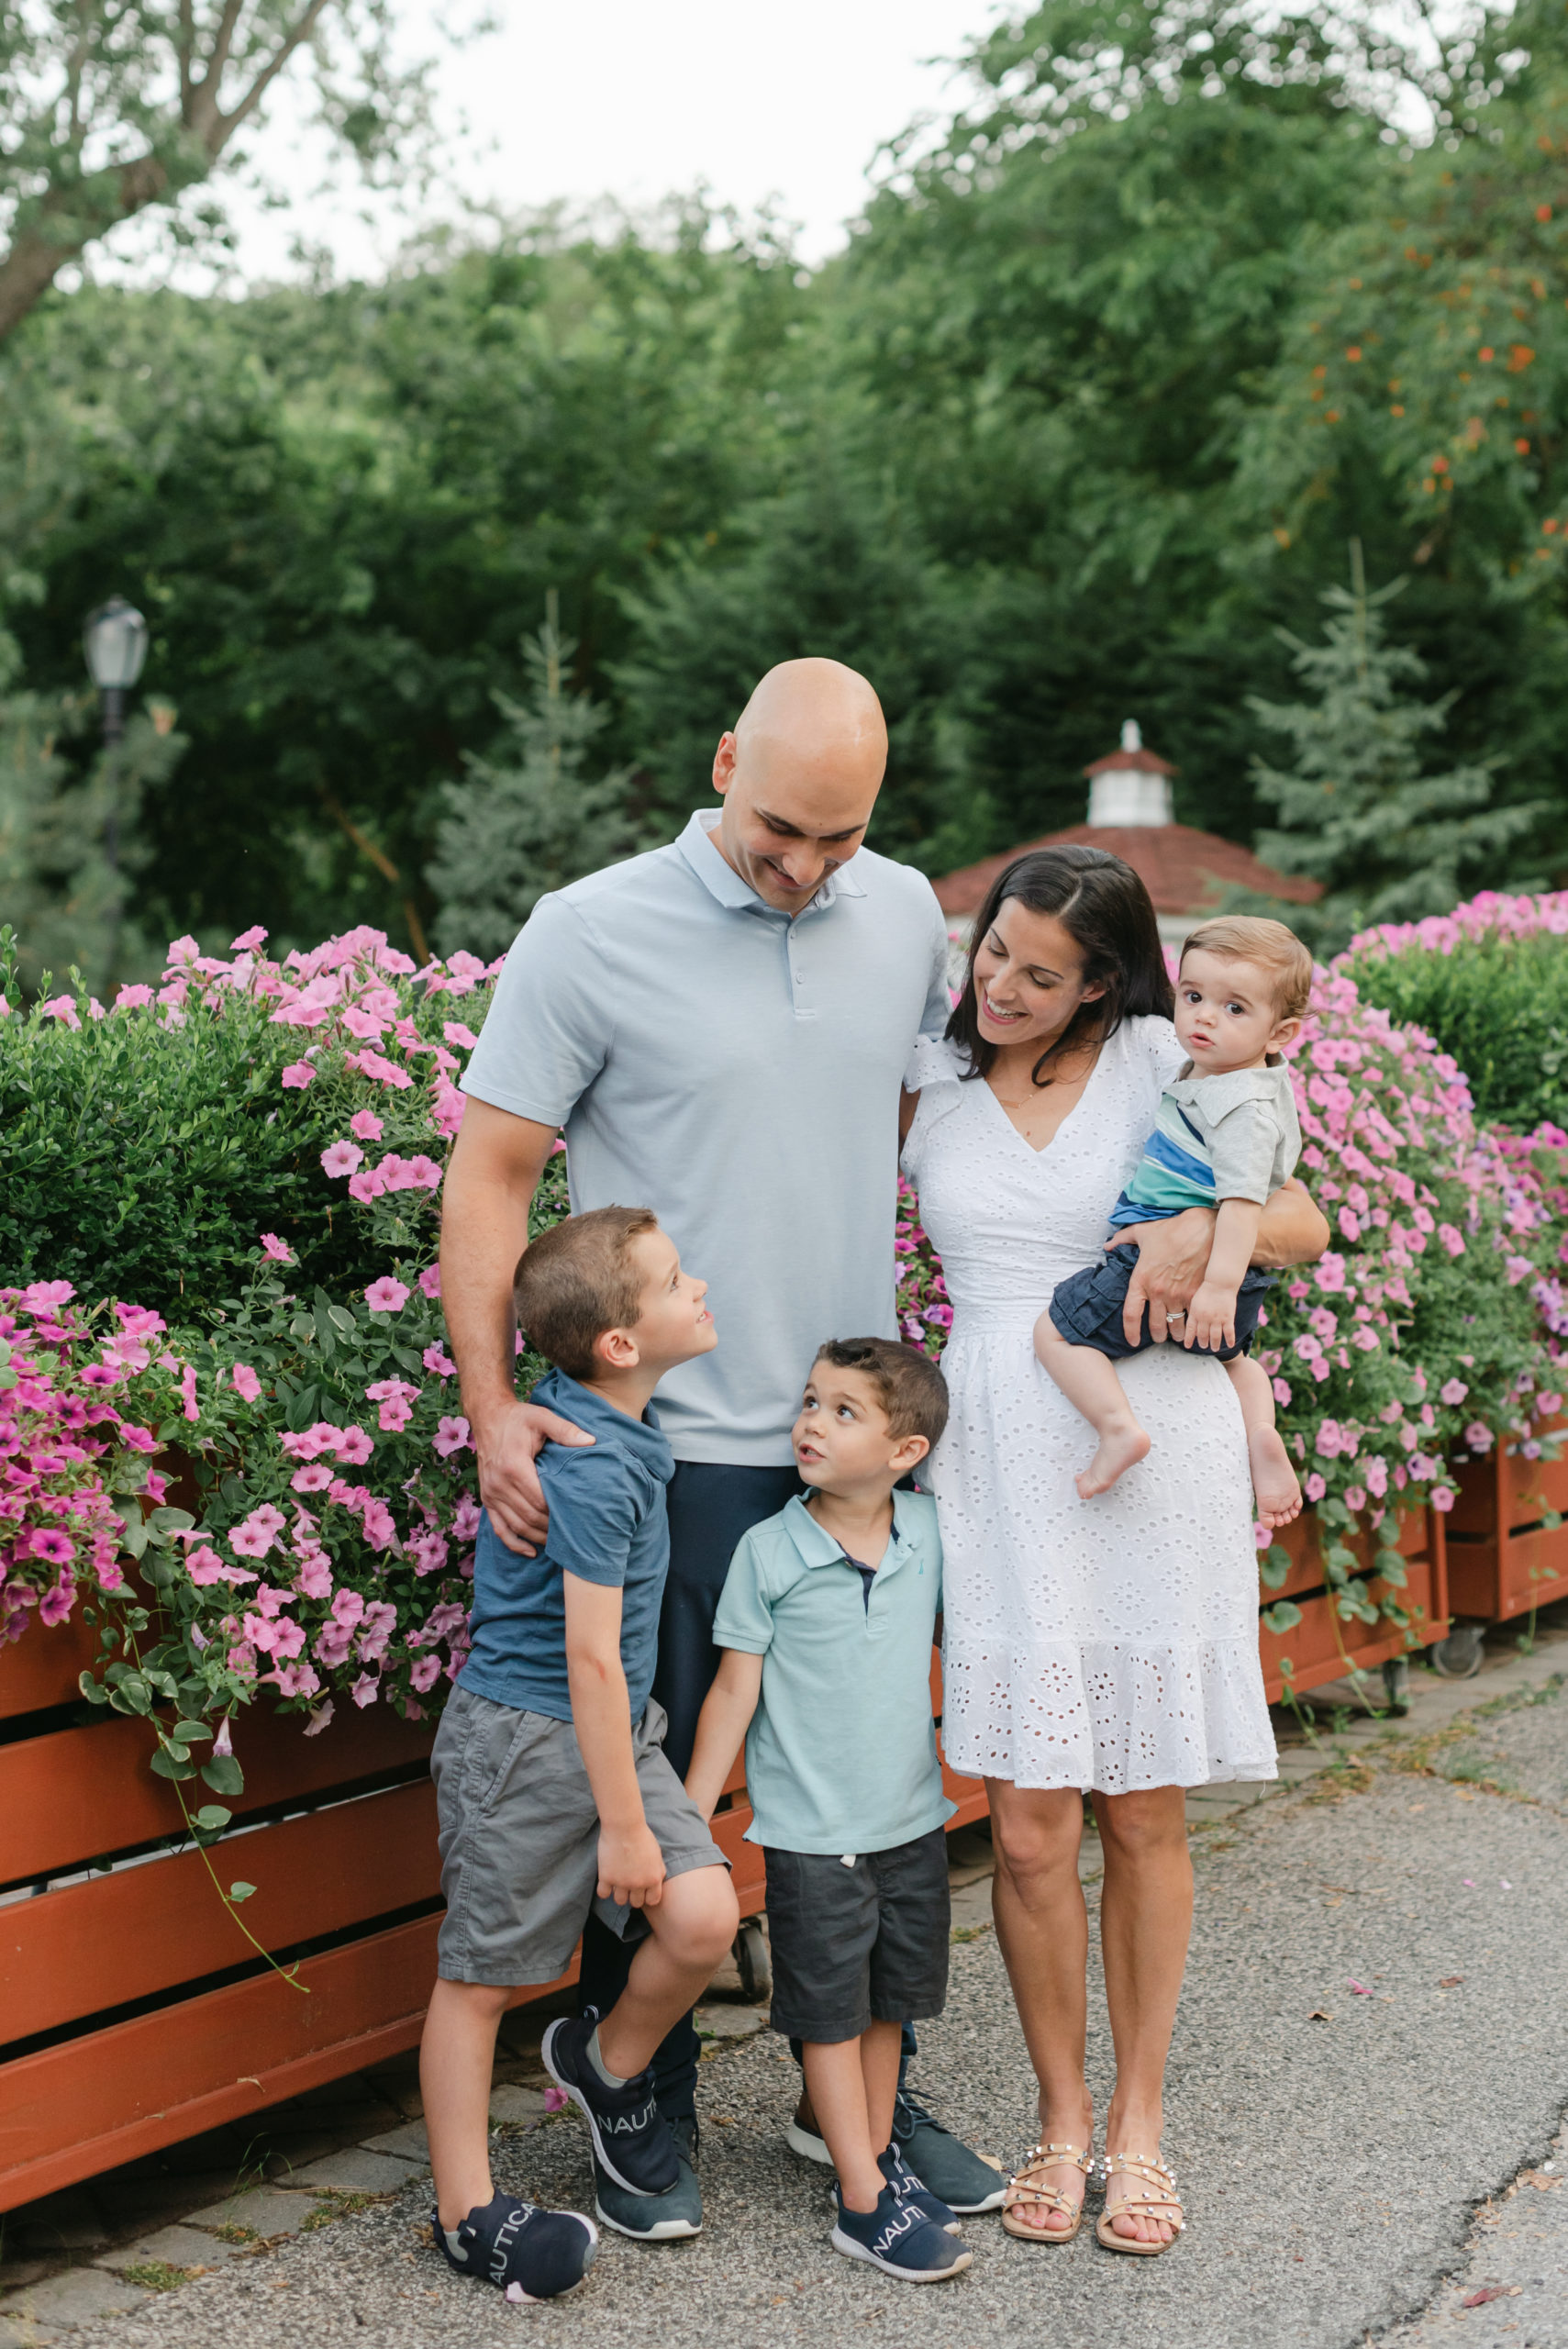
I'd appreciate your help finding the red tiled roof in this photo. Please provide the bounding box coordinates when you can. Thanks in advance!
[1084,746,1176,777]
[932,822,1322,920]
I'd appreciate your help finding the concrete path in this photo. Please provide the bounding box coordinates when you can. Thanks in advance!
[7,1630,1568,2349]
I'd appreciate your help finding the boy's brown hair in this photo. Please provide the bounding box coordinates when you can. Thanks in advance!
[1181,914,1313,1023]
[513,1206,659,1383]
[813,1337,950,1450]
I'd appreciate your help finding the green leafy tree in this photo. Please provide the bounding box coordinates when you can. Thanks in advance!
[1248,545,1541,951]
[0,0,447,342]
[428,603,639,958]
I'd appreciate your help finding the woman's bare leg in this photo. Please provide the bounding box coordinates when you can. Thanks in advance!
[985,1778,1093,2232]
[1092,1786,1192,2244]
[1033,1314,1151,1498]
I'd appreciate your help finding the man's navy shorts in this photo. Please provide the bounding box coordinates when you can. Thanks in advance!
[1048,1241,1275,1364]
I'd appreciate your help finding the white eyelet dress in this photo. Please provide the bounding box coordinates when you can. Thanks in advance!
[904,1019,1278,1794]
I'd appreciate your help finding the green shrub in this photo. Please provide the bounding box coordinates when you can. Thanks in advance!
[1340,919,1568,1134]
[0,962,372,1318]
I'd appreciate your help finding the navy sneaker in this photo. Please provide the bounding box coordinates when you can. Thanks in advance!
[893,2086,1007,2214]
[880,2143,962,2234]
[542,2010,679,2197]
[830,2183,972,2282]
[594,2113,703,2241]
[433,2190,597,2300]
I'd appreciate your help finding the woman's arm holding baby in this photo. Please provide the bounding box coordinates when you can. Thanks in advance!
[684,1650,764,1822]
[1118,1178,1328,1345]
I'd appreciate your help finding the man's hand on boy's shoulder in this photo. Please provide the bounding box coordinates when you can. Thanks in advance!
[474,1396,595,1556]
[596,1820,666,1909]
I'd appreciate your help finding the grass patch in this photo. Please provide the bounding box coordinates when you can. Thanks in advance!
[208,2222,258,2244]
[951,1923,992,1944]
[122,2262,199,2291]
[299,2190,392,2232]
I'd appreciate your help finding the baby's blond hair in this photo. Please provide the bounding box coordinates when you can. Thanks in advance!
[1181,916,1312,1023]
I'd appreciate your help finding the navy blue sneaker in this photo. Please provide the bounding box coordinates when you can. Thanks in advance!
[542,2010,679,2197]
[433,2190,597,2300]
[880,2143,962,2234]
[594,2114,703,2241]
[893,2086,1007,2214]
[831,2183,972,2282]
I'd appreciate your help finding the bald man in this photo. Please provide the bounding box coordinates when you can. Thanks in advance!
[441,659,955,2236]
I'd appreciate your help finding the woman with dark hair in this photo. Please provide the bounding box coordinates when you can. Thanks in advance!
[899,844,1326,2254]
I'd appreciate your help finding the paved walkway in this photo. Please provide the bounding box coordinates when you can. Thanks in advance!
[6,1625,1568,2348]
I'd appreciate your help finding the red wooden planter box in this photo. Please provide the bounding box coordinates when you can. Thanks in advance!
[0,1623,984,2213]
[1256,1501,1448,1705]
[1447,1419,1568,1624]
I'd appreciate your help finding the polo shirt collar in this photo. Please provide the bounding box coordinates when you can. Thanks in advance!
[673,808,868,916]
[780,1488,921,1570]
[530,1365,675,1484]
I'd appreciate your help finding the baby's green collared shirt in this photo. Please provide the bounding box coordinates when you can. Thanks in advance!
[712,1489,953,1855]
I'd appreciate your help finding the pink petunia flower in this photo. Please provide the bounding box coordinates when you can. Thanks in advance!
[230,1504,286,1558]
[39,1575,76,1625]
[291,1463,334,1493]
[350,1108,384,1141]
[1439,1378,1469,1407]
[1303,1472,1327,1503]
[423,1343,457,1378]
[365,1277,410,1314]
[281,1061,316,1088]
[230,1363,262,1402]
[434,1415,472,1458]
[336,1424,374,1465]
[321,1141,364,1178]
[260,1232,295,1264]
[417,1264,441,1300]
[409,1652,442,1693]
[350,1672,380,1709]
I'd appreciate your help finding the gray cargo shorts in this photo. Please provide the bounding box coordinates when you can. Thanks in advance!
[431,1684,728,1987]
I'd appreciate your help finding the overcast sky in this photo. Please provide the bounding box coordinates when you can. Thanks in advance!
[206,0,1006,284]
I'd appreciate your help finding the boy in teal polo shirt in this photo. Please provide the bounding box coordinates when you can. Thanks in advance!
[686,1338,969,2286]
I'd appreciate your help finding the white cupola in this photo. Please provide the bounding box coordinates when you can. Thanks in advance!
[1085,719,1174,828]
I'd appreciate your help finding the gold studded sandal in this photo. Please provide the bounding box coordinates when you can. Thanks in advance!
[1001,2142,1094,2243]
[1095,2151,1184,2254]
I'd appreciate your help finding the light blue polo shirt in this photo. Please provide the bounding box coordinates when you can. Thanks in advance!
[461,810,950,1464]
[712,1490,953,1854]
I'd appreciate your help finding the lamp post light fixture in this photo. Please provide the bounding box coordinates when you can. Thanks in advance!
[83,596,150,749]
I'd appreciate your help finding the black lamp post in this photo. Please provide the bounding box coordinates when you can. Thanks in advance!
[83,596,150,746]
[83,596,149,876]
[83,596,149,986]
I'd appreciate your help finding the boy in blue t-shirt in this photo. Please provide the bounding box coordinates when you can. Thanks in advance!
[420,1207,737,2301]
[686,1337,971,2285]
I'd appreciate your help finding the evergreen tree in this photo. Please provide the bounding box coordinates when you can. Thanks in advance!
[428,602,639,960]
[1247,545,1543,955]
[0,628,183,996]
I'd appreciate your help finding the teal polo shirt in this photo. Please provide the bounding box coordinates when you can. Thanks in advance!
[460,809,950,1466]
[712,1490,953,1855]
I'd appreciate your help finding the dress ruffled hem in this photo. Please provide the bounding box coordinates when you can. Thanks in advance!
[940,1634,1278,1797]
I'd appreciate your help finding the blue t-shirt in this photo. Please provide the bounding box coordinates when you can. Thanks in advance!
[459,1368,675,1723]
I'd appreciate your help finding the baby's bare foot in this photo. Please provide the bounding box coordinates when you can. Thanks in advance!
[1250,1425,1302,1526]
[1075,1420,1151,1499]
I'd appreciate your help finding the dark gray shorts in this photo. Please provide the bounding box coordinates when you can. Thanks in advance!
[762,1828,951,2044]
[432,1685,727,1987]
[1050,1241,1274,1362]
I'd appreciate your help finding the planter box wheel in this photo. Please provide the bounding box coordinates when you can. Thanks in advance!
[1429,1623,1486,1679]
